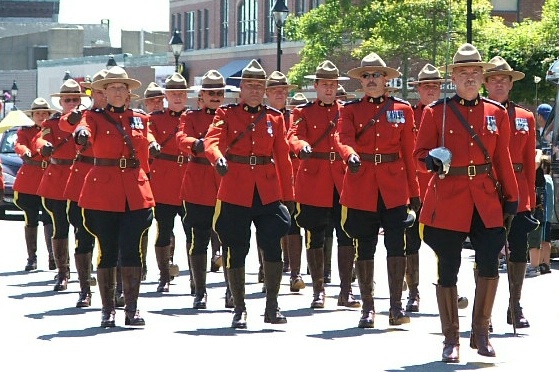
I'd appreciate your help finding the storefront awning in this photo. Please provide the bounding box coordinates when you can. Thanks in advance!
[218,59,252,87]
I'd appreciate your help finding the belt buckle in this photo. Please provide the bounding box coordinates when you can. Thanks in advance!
[119,158,127,169]
[467,165,476,177]
[249,155,257,166]
[177,155,184,164]
[374,154,382,164]
[41,160,48,169]
[329,152,336,161]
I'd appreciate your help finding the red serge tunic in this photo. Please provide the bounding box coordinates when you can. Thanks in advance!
[287,101,346,208]
[76,106,154,212]
[413,103,432,201]
[414,96,519,232]
[177,108,221,207]
[13,125,49,195]
[204,103,294,207]
[148,109,187,207]
[335,96,419,211]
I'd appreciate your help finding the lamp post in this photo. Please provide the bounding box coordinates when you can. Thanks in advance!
[106,55,118,69]
[63,71,72,82]
[169,29,183,73]
[534,75,542,107]
[272,0,289,72]
[11,80,18,111]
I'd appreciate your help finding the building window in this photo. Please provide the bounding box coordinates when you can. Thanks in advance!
[220,0,229,48]
[177,13,182,34]
[265,0,274,43]
[237,0,258,46]
[491,0,518,11]
[295,0,306,16]
[204,9,209,49]
[185,11,195,50]
[197,10,202,49]
[309,0,321,10]
[171,14,176,31]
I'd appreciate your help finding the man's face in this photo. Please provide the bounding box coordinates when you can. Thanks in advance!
[91,88,106,109]
[145,96,165,113]
[451,66,483,99]
[417,82,441,106]
[32,111,50,126]
[484,74,513,103]
[165,90,188,111]
[314,79,338,104]
[60,95,81,114]
[359,71,387,98]
[266,86,289,110]
[104,83,129,108]
[201,89,225,110]
[240,80,266,107]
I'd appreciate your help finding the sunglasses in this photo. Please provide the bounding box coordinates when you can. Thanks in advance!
[361,72,386,79]
[63,98,81,103]
[207,91,225,97]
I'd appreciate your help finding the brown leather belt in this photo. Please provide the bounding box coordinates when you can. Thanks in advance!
[446,164,491,176]
[360,153,399,164]
[513,163,523,173]
[75,154,95,164]
[23,158,48,169]
[226,154,273,165]
[50,157,74,166]
[189,157,211,165]
[308,151,342,161]
[94,157,140,169]
[156,153,187,164]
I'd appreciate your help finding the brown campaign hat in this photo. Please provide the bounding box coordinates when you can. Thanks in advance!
[336,84,356,99]
[81,69,108,89]
[188,69,238,92]
[483,56,525,82]
[50,79,89,98]
[164,73,188,90]
[408,63,446,85]
[266,71,297,90]
[304,60,349,81]
[443,43,496,73]
[135,82,165,101]
[287,92,309,108]
[347,52,400,80]
[230,59,267,80]
[91,66,142,90]
[23,97,59,116]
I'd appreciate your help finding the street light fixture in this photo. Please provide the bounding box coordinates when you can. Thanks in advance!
[63,71,72,82]
[271,0,289,72]
[534,75,542,107]
[106,55,118,69]
[11,80,18,111]
[169,29,183,73]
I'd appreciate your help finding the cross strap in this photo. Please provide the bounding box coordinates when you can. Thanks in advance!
[100,110,138,160]
[225,107,267,154]
[355,99,392,141]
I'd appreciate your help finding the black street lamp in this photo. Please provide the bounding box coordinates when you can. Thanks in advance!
[63,70,72,82]
[169,29,183,73]
[11,80,18,111]
[272,0,289,72]
[106,55,118,69]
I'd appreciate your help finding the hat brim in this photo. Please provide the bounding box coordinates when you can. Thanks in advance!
[408,78,448,85]
[229,76,267,80]
[164,87,189,92]
[51,96,92,110]
[129,93,140,100]
[134,94,166,102]
[483,70,525,82]
[347,67,401,80]
[187,85,240,92]
[441,62,496,73]
[266,83,298,90]
[50,92,89,98]
[303,74,350,81]
[337,94,356,99]
[22,108,60,116]
[91,77,142,91]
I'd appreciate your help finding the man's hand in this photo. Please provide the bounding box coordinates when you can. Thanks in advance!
[283,201,295,215]
[75,129,90,146]
[193,139,205,155]
[215,157,228,176]
[424,154,442,173]
[298,145,312,160]
[347,153,361,174]
[40,142,54,157]
[149,141,161,157]
[67,108,84,126]
[409,196,421,213]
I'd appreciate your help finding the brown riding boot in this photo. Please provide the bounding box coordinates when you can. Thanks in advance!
[115,265,125,307]
[191,253,208,309]
[470,276,498,357]
[140,234,148,281]
[43,224,55,270]
[337,245,360,307]
[287,235,305,292]
[122,266,145,326]
[263,261,287,324]
[507,262,530,328]
[405,253,420,312]
[387,256,410,325]
[24,226,38,271]
[155,245,171,292]
[323,237,333,283]
[307,248,325,308]
[223,265,234,308]
[210,230,222,272]
[436,285,460,363]
[356,260,375,328]
[186,242,194,295]
[228,267,247,328]
[169,234,180,279]
[280,236,290,273]
[75,252,92,307]
[53,238,69,291]
[97,267,116,327]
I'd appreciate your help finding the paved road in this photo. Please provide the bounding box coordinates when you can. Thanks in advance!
[1,212,556,371]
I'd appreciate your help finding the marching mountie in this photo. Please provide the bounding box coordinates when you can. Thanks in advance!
[35,79,91,292]
[265,71,305,292]
[147,73,189,294]
[336,52,419,328]
[405,63,447,313]
[137,82,166,114]
[483,56,537,328]
[177,69,231,309]
[74,66,155,328]
[14,98,56,272]
[414,43,518,362]
[204,59,294,329]
[288,60,360,310]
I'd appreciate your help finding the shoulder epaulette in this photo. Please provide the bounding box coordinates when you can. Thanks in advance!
[150,110,165,115]
[481,97,505,110]
[509,101,531,112]
[297,101,313,109]
[49,112,62,120]
[429,97,451,108]
[343,98,362,106]
[265,105,282,114]
[189,108,202,113]
[390,96,411,106]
